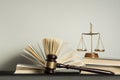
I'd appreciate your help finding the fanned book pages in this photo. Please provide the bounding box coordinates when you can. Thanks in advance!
[15,38,84,74]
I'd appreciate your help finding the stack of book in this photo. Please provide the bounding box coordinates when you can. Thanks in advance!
[81,58,120,74]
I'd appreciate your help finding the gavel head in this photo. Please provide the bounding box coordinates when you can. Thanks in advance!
[45,54,57,74]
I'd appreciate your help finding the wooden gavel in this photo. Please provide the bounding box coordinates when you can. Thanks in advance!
[45,54,115,75]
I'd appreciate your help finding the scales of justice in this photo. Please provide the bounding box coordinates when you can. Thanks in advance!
[77,23,105,58]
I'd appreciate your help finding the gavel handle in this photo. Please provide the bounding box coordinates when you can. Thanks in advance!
[57,63,115,75]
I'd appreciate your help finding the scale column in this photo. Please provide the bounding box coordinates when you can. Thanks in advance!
[90,23,93,54]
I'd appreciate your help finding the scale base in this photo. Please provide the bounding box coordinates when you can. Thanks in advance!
[84,53,99,58]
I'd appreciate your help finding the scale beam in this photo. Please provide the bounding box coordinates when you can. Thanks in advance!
[82,33,99,35]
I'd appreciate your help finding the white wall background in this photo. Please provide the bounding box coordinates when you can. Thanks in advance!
[0,0,120,71]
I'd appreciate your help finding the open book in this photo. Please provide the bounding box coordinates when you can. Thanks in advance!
[15,38,84,74]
